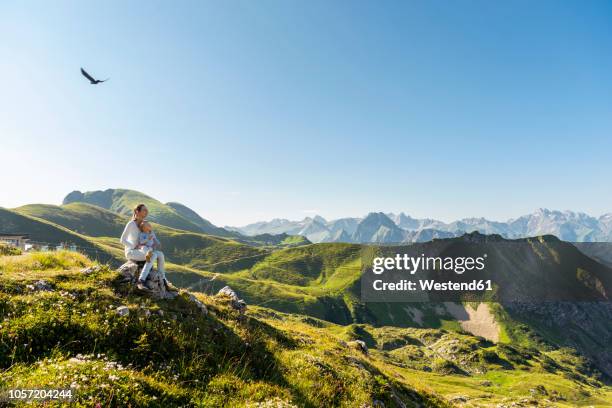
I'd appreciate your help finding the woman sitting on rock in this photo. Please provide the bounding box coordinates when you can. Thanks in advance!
[120,203,174,292]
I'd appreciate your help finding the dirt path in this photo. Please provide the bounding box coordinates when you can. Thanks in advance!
[444,302,500,342]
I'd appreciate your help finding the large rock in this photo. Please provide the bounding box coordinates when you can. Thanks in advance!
[217,285,247,315]
[117,261,177,300]
[348,340,368,355]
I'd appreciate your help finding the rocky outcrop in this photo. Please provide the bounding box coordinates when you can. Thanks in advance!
[117,261,177,300]
[348,340,368,355]
[216,286,247,315]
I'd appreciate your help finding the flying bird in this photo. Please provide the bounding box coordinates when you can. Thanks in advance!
[80,67,108,84]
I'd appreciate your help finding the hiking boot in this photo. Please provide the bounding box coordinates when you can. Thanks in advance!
[136,281,149,291]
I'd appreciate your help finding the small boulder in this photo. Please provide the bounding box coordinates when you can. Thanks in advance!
[348,340,368,355]
[449,395,468,403]
[116,305,130,317]
[218,285,240,300]
[217,286,247,314]
[80,265,102,275]
[27,280,53,292]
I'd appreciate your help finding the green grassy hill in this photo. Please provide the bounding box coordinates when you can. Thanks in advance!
[166,201,232,237]
[238,233,312,249]
[174,238,612,381]
[60,189,309,247]
[15,203,126,237]
[0,250,609,407]
[8,205,268,271]
[4,203,612,393]
[63,189,223,235]
[0,207,120,264]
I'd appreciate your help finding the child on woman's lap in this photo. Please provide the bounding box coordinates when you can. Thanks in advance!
[136,221,174,291]
[138,222,158,262]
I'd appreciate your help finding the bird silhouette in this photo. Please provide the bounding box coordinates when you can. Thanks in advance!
[80,68,109,84]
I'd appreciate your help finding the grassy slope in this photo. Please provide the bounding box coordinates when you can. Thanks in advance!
[11,204,267,270]
[0,251,609,407]
[6,207,612,382]
[0,251,445,407]
[166,201,234,237]
[253,308,612,407]
[15,203,127,237]
[173,241,612,383]
[0,207,120,264]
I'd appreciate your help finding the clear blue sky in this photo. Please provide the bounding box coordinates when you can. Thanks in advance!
[2,0,611,226]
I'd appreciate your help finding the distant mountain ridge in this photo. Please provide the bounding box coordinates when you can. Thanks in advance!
[230,209,612,244]
[60,189,308,248]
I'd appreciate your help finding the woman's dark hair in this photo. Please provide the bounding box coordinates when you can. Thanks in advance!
[132,203,147,221]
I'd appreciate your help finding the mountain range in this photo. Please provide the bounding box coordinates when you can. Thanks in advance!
[62,189,612,244]
[229,209,612,244]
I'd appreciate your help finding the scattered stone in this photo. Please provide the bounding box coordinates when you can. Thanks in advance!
[348,340,368,355]
[26,280,53,292]
[530,385,547,396]
[364,400,385,408]
[138,304,152,318]
[188,293,208,316]
[116,306,130,317]
[246,398,298,408]
[80,265,102,275]
[450,395,469,403]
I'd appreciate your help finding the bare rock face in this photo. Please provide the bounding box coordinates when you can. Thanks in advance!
[216,285,247,314]
[117,261,177,300]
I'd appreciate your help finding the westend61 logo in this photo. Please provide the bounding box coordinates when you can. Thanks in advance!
[372,253,487,275]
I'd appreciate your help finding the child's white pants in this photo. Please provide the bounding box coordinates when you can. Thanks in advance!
[137,250,166,282]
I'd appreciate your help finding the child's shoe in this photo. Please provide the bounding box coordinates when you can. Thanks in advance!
[145,250,152,262]
[164,279,178,292]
